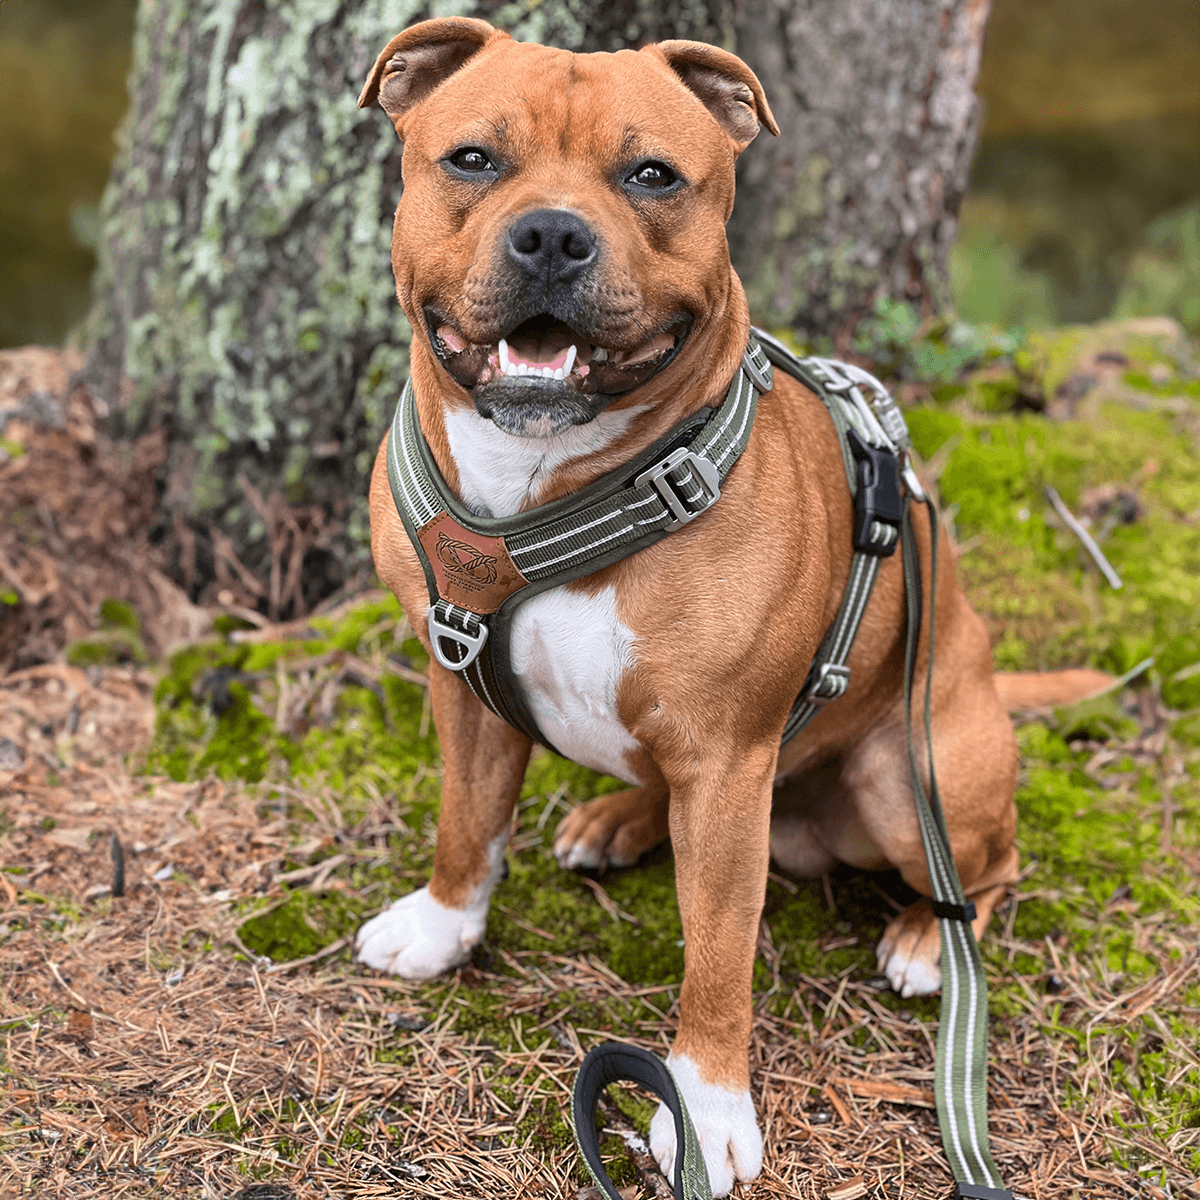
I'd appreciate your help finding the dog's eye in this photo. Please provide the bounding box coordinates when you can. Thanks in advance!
[626,161,679,190]
[447,147,496,174]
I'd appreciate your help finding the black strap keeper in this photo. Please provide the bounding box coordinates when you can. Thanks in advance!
[954,1184,1014,1199]
[932,899,977,922]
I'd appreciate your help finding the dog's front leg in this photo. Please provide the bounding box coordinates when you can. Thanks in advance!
[355,662,531,979]
[649,737,776,1196]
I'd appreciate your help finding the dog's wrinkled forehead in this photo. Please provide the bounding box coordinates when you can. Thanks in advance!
[407,49,728,181]
[359,18,777,172]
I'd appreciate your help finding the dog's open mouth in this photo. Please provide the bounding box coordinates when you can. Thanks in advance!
[427,311,689,400]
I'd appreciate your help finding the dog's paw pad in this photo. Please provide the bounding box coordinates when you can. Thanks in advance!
[355,887,483,980]
[649,1053,761,1198]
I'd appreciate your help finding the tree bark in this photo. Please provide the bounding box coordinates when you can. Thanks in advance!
[732,0,991,345]
[79,0,987,607]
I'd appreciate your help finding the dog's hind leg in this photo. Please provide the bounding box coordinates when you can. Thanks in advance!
[553,782,670,871]
[843,608,1021,997]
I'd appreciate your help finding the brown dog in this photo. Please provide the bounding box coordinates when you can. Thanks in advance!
[353,19,1107,1193]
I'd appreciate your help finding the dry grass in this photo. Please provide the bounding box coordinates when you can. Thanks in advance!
[0,664,1197,1199]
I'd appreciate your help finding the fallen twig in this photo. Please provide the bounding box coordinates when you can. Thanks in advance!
[1044,484,1123,589]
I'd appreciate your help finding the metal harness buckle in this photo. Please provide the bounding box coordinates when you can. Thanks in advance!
[428,607,489,672]
[635,448,721,532]
[808,662,851,704]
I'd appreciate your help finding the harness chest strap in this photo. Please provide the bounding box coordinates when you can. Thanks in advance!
[387,340,772,744]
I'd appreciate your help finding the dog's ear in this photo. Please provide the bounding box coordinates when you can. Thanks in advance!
[647,42,779,151]
[358,18,508,131]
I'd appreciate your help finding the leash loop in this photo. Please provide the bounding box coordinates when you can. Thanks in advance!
[571,1043,711,1200]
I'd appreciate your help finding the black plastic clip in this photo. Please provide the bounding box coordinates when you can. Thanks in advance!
[954,1184,1014,1199]
[846,428,903,557]
[932,899,978,922]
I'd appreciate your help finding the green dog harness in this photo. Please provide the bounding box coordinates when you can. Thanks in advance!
[387,334,1011,1198]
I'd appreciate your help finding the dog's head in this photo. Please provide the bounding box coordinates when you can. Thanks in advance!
[360,18,777,438]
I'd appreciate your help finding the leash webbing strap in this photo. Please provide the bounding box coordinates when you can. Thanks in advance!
[902,497,1011,1198]
[571,1043,711,1200]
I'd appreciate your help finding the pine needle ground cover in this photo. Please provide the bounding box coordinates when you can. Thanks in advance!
[1,319,1198,1198]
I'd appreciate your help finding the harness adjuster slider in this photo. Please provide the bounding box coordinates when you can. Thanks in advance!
[635,448,721,532]
[846,429,903,557]
[807,662,851,704]
[428,606,489,672]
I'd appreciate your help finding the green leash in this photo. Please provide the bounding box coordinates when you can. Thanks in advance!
[901,497,1011,1199]
[569,500,1013,1200]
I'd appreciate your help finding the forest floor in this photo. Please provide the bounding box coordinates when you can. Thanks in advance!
[1,319,1198,1199]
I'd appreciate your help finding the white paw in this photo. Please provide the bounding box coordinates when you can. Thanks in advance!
[355,886,485,979]
[649,1053,762,1198]
[552,835,605,871]
[876,938,942,998]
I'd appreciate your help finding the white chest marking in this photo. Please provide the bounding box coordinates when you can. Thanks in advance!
[442,404,647,517]
[510,585,642,784]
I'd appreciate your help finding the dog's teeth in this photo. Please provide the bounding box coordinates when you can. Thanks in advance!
[499,339,510,374]
[563,344,578,375]
[518,362,527,376]
[553,367,564,380]
[592,347,608,362]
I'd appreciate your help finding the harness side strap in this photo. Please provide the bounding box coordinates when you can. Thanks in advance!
[901,497,1012,1198]
[571,1043,711,1200]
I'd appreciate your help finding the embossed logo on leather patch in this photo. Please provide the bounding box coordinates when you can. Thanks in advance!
[436,534,498,585]
[417,511,529,614]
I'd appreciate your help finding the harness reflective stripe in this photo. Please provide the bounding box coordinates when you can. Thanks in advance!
[388,335,1012,1197]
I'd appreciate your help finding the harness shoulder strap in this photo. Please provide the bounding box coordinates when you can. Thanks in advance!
[751,333,917,743]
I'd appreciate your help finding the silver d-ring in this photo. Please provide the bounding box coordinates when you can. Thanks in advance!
[427,607,489,671]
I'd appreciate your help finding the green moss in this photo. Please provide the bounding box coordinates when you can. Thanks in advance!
[1053,693,1139,743]
[237,889,363,962]
[99,597,141,631]
[65,626,147,666]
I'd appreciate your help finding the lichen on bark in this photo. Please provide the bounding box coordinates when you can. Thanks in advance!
[81,0,733,602]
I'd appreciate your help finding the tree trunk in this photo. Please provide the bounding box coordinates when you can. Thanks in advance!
[79,0,986,609]
[732,0,991,345]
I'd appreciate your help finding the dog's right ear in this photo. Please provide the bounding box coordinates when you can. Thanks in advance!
[358,18,508,133]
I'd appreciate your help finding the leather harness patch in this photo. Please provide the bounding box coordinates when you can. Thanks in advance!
[416,511,529,614]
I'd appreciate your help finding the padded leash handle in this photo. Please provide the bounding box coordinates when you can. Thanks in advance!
[571,1043,711,1200]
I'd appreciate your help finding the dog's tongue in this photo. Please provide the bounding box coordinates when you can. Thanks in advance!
[507,321,586,371]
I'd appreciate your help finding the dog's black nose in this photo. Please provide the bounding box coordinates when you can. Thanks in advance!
[507,209,597,282]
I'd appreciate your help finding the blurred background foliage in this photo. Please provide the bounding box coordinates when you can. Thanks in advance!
[0,0,1197,349]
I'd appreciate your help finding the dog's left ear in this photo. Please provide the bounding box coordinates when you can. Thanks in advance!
[647,42,779,152]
